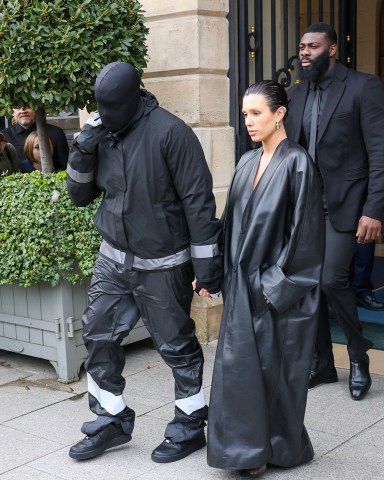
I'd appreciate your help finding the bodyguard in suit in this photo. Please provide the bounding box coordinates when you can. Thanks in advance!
[285,22,384,400]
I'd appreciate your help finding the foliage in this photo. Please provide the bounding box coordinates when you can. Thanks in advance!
[0,0,148,116]
[0,171,101,287]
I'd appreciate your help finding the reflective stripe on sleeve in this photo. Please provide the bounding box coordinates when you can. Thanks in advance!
[190,243,219,258]
[175,388,205,415]
[87,373,126,415]
[66,163,95,183]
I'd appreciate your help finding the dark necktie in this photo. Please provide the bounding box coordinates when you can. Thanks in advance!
[308,85,321,161]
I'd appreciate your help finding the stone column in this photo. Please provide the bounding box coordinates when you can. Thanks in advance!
[141,0,234,342]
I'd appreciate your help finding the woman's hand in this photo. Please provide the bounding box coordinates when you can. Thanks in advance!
[192,278,212,298]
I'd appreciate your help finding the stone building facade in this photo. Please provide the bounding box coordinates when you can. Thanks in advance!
[140,0,233,342]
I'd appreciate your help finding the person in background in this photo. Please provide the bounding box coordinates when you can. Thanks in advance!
[285,22,384,401]
[22,131,53,173]
[207,80,325,478]
[2,107,68,170]
[0,132,19,175]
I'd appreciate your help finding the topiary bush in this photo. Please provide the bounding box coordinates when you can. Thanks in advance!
[0,0,148,115]
[0,0,148,171]
[0,171,101,287]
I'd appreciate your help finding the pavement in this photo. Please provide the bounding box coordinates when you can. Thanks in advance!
[1,338,384,480]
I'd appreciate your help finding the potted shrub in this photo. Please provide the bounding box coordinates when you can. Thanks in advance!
[0,172,149,382]
[0,0,149,381]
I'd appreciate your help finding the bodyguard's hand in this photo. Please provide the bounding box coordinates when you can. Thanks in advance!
[75,112,108,153]
[356,216,382,243]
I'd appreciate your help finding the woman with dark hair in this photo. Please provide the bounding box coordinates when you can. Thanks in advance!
[207,80,325,477]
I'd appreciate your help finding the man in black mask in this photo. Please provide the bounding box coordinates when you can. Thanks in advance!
[66,62,222,462]
[285,23,384,401]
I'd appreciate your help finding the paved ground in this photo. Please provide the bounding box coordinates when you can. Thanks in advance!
[1,338,383,480]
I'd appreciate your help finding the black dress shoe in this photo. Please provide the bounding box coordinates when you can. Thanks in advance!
[356,293,384,311]
[151,433,206,463]
[69,423,132,460]
[308,367,338,389]
[349,360,372,400]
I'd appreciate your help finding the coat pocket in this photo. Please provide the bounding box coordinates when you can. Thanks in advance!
[248,269,269,317]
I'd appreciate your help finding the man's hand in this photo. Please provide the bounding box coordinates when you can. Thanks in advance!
[356,216,382,244]
[75,112,108,153]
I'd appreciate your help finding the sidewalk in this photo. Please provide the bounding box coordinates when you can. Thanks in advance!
[1,338,384,480]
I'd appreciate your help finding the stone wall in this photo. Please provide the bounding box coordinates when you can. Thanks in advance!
[140,0,234,217]
[140,0,233,341]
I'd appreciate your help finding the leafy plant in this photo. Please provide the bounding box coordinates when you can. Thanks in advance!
[0,171,102,287]
[0,0,148,171]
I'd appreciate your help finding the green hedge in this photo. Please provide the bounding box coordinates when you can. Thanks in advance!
[0,0,148,115]
[0,171,101,287]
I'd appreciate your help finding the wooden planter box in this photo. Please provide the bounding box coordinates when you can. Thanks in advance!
[0,281,149,383]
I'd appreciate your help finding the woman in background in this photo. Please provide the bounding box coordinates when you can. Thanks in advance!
[23,131,53,172]
[207,81,325,477]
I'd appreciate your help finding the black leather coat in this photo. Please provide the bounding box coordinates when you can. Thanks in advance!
[208,140,325,470]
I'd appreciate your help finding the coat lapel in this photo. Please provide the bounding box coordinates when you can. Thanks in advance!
[221,150,257,232]
[241,139,289,230]
[317,63,347,144]
[288,82,308,142]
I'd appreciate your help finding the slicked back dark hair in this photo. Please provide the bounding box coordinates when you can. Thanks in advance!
[303,22,337,44]
[244,80,289,117]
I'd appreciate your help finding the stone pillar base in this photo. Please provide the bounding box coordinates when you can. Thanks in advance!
[191,295,223,344]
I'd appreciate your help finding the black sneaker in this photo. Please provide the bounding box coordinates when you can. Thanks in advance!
[69,423,132,460]
[151,433,206,463]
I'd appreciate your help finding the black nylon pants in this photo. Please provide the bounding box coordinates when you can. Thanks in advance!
[81,255,207,442]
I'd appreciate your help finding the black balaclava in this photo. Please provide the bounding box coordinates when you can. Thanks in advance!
[95,62,141,133]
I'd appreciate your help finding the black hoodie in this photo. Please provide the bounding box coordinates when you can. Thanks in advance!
[67,66,222,293]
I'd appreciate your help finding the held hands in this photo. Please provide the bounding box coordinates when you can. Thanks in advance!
[356,216,382,244]
[192,279,220,299]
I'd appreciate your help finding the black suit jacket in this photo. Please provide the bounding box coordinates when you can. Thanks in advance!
[285,62,384,231]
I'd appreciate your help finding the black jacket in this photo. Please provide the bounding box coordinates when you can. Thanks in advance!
[67,91,222,292]
[285,62,384,231]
